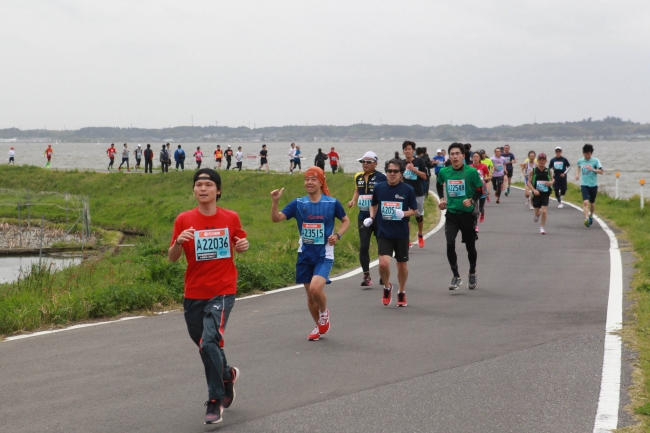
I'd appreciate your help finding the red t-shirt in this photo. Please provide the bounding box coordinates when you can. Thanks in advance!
[107,147,116,158]
[327,152,339,165]
[471,163,490,182]
[45,148,53,157]
[171,207,245,299]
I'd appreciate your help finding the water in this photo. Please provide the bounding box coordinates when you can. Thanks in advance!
[1,140,648,198]
[0,254,83,284]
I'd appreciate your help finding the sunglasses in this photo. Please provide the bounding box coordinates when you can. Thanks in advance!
[386,169,401,174]
[361,160,375,164]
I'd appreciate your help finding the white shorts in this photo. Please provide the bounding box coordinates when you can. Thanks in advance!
[415,196,425,217]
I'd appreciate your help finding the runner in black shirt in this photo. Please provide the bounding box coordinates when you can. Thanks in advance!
[548,146,571,209]
[401,141,428,248]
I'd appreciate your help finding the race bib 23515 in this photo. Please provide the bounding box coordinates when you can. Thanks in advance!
[302,223,325,245]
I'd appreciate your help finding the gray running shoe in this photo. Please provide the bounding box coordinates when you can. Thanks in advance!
[204,399,223,424]
[468,273,477,289]
[534,215,539,223]
[449,277,462,290]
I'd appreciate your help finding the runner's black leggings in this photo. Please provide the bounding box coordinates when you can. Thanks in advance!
[358,220,374,272]
[108,158,114,169]
[491,176,504,198]
[555,178,567,201]
[445,212,478,273]
[236,161,242,171]
[478,197,486,214]
[145,160,152,173]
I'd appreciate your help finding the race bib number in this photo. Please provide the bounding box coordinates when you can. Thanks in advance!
[504,156,510,163]
[495,164,503,172]
[302,223,325,245]
[331,156,337,161]
[581,165,591,174]
[447,179,466,197]
[437,161,444,167]
[554,161,564,170]
[381,201,402,220]
[536,181,549,192]
[357,195,372,211]
[194,229,231,261]
[403,169,417,180]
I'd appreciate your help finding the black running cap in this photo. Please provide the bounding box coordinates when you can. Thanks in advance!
[193,168,221,187]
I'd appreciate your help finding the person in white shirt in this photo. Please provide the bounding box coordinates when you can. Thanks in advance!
[288,143,297,173]
[8,146,15,165]
[235,147,243,171]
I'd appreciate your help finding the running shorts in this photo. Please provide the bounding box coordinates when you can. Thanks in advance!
[506,168,514,178]
[581,185,598,203]
[444,211,477,244]
[377,237,409,262]
[260,158,268,165]
[295,254,333,284]
[532,193,550,208]
[216,158,222,162]
[415,196,425,217]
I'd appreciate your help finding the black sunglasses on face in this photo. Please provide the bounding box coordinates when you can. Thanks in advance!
[386,169,401,174]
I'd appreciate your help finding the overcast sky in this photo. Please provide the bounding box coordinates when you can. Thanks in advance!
[1,0,649,130]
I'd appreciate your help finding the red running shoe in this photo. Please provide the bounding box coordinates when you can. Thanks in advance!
[417,234,425,248]
[382,284,393,306]
[317,309,330,335]
[397,292,407,307]
[308,327,320,341]
[360,275,372,286]
[475,225,479,233]
[479,212,485,223]
[408,241,413,248]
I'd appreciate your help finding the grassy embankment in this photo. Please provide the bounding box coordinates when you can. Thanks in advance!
[0,166,439,336]
[518,182,650,431]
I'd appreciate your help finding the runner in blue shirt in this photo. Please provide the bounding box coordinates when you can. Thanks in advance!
[271,167,350,341]
[433,149,446,176]
[365,159,418,307]
[575,143,603,227]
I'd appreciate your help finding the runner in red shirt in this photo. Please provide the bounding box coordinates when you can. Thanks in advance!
[44,144,53,168]
[105,144,117,170]
[169,168,249,425]
[327,147,339,174]
[470,152,491,230]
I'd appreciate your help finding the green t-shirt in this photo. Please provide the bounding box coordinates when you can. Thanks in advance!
[437,165,483,213]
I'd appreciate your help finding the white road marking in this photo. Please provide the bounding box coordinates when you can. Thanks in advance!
[512,186,623,431]
[4,316,144,342]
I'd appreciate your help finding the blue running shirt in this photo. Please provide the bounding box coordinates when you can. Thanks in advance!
[577,157,602,187]
[281,195,347,261]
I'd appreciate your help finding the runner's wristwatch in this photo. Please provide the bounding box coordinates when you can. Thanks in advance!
[335,233,342,240]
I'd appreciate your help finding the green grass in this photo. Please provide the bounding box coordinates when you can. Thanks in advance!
[0,166,439,336]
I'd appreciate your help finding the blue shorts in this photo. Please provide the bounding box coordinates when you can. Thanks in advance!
[581,185,598,203]
[296,254,333,284]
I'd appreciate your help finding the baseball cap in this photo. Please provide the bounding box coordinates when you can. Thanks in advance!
[357,151,378,162]
[555,146,562,151]
[138,144,141,147]
[194,168,221,187]
[436,149,442,153]
[538,153,547,159]
[227,145,231,148]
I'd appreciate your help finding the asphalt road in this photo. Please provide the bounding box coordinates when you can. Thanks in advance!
[1,189,621,432]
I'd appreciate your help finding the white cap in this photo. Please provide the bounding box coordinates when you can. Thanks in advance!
[555,146,562,150]
[138,144,141,147]
[228,145,231,147]
[357,151,378,162]
[436,149,442,153]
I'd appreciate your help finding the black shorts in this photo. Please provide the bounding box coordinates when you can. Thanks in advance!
[506,168,514,178]
[532,193,550,208]
[445,211,477,244]
[260,158,268,165]
[215,158,222,162]
[377,237,409,262]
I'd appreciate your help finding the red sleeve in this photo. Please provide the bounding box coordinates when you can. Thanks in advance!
[170,214,184,248]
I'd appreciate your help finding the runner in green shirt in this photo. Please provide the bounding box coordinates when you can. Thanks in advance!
[436,142,484,290]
